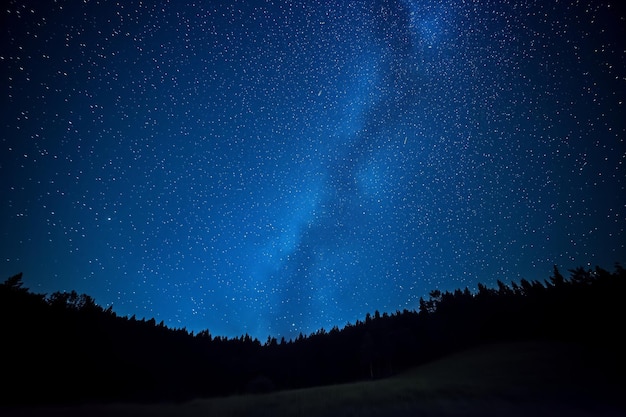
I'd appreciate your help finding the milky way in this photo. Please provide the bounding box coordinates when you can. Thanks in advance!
[2,0,625,340]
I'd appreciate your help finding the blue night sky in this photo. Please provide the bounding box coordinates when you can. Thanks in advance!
[1,0,624,341]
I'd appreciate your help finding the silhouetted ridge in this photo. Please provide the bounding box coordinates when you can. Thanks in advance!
[1,263,624,405]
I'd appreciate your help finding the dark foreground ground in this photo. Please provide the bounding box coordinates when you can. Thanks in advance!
[2,340,624,416]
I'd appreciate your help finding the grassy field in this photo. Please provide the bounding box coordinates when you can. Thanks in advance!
[3,340,624,416]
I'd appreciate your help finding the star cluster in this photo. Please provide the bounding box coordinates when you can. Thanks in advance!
[1,0,624,340]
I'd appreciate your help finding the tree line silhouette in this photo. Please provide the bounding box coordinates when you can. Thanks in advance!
[1,263,624,405]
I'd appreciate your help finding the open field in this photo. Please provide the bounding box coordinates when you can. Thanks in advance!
[2,340,624,416]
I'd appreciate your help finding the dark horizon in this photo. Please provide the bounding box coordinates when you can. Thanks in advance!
[2,260,623,341]
[2,262,624,407]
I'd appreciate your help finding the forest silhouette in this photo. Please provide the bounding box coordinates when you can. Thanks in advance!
[1,263,624,405]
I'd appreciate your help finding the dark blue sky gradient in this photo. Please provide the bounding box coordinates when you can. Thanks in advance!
[2,0,625,340]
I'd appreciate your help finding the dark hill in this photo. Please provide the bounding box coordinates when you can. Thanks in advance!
[0,263,624,409]
[1,340,623,416]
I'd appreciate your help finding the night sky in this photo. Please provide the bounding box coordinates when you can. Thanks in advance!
[1,0,624,341]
